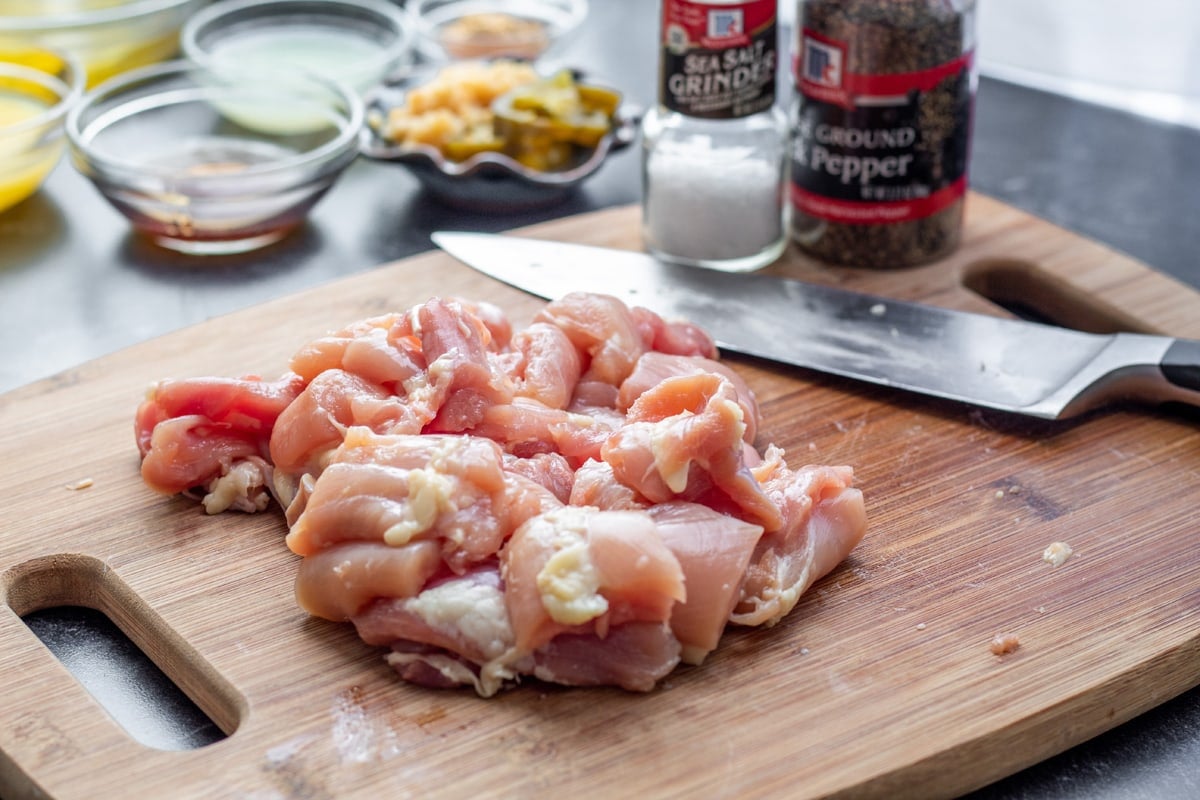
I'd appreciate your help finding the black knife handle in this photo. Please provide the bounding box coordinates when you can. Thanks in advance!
[1162,339,1200,391]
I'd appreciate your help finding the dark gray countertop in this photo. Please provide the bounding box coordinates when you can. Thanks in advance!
[3,2,1200,796]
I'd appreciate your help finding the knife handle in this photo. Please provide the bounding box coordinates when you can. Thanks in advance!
[1162,339,1200,394]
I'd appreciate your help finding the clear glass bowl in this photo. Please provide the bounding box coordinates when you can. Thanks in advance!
[0,0,204,88]
[182,0,415,97]
[0,46,84,215]
[66,60,364,254]
[410,0,588,63]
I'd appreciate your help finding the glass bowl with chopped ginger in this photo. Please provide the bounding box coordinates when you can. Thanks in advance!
[410,0,588,63]
[359,59,636,212]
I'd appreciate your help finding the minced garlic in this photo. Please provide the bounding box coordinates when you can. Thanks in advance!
[383,468,456,546]
[537,540,608,625]
[531,508,609,626]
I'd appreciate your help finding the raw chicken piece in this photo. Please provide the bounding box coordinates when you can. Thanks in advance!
[354,564,519,697]
[135,374,304,506]
[618,351,760,444]
[135,373,305,447]
[503,452,575,504]
[534,292,648,386]
[500,506,686,655]
[469,399,615,464]
[447,297,513,351]
[296,540,443,621]
[603,372,782,530]
[568,459,647,511]
[418,297,515,433]
[288,313,421,386]
[629,306,719,360]
[648,502,764,664]
[269,369,428,479]
[499,469,566,528]
[732,447,867,627]
[530,621,681,692]
[138,415,262,497]
[286,429,514,573]
[355,565,683,695]
[505,322,582,409]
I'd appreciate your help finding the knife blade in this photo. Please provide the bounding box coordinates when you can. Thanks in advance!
[432,231,1200,420]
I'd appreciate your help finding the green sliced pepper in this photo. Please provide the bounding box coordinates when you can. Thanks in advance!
[491,71,622,168]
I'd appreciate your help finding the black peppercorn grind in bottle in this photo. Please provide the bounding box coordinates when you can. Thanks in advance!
[790,0,977,268]
[641,0,789,273]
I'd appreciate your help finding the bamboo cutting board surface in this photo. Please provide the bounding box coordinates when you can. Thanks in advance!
[2,192,1200,799]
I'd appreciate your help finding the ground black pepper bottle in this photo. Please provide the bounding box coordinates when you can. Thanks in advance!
[790,0,977,268]
[641,0,788,272]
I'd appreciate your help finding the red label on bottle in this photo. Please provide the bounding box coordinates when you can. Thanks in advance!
[659,0,778,119]
[790,27,973,225]
[795,29,974,110]
[791,178,967,225]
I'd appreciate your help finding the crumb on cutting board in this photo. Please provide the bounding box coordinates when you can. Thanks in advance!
[990,633,1021,656]
[65,478,94,491]
[1042,541,1073,567]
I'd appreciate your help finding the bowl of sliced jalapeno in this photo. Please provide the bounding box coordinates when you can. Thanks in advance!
[359,60,636,211]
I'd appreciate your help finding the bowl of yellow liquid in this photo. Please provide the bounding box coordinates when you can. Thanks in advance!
[182,0,414,99]
[66,60,363,254]
[0,0,204,88]
[0,47,84,215]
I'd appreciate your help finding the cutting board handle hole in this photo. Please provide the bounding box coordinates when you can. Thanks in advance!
[3,554,245,751]
[962,258,1155,334]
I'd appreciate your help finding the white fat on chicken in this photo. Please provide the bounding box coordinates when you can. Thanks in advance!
[202,459,272,515]
[530,507,609,626]
[399,359,443,408]
[649,396,747,493]
[405,577,514,662]
[399,575,519,697]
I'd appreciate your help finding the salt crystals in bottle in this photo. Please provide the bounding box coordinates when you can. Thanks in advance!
[641,0,788,272]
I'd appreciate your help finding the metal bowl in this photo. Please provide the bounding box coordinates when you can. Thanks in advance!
[359,68,636,212]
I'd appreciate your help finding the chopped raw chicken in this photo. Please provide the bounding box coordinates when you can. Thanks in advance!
[649,502,763,664]
[733,448,867,626]
[135,374,304,505]
[604,372,781,529]
[135,293,867,695]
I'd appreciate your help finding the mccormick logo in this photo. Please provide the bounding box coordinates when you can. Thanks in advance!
[797,30,856,108]
[707,9,743,39]
[802,35,842,88]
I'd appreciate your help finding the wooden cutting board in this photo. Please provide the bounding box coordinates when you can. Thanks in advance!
[3,192,1199,799]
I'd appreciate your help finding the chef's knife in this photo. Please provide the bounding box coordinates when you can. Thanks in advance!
[432,232,1200,420]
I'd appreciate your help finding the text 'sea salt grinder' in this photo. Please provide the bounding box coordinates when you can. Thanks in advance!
[641,0,789,273]
[791,0,977,268]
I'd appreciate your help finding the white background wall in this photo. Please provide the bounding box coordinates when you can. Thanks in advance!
[782,1,1200,128]
[977,0,1200,128]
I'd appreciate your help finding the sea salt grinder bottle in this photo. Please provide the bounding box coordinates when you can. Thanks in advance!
[641,0,789,272]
